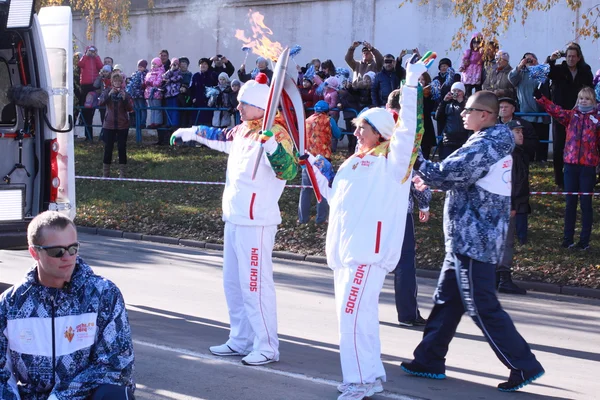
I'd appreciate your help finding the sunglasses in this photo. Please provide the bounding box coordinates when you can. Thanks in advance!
[384,59,394,64]
[33,242,79,258]
[463,107,493,114]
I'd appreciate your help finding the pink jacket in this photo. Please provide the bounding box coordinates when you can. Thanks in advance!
[144,66,165,100]
[460,34,484,85]
[324,89,339,119]
[78,49,103,86]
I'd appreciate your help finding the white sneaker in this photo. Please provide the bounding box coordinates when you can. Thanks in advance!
[337,382,377,400]
[337,378,383,393]
[241,351,279,366]
[209,344,249,357]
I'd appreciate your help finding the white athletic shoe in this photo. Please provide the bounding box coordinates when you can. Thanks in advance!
[241,351,279,366]
[337,378,383,394]
[209,344,249,357]
[337,382,378,400]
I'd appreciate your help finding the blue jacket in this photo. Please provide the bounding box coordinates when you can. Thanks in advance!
[415,124,515,264]
[0,258,135,400]
[371,69,400,107]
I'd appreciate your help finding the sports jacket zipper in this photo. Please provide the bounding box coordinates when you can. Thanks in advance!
[50,291,56,385]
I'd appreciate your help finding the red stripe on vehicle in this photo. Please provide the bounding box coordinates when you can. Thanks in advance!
[249,193,256,220]
[375,221,382,253]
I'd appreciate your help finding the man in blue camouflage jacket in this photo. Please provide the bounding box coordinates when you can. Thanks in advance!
[400,91,545,392]
[0,211,135,400]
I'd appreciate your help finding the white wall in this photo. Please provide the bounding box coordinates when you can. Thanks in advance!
[73,0,600,77]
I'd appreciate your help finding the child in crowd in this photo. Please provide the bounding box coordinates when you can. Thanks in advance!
[99,72,134,178]
[459,32,484,96]
[496,120,530,295]
[177,57,193,128]
[353,71,374,110]
[535,86,600,250]
[126,59,148,128]
[435,82,470,159]
[144,57,165,129]
[162,57,183,130]
[112,64,127,89]
[324,76,340,152]
[208,72,235,128]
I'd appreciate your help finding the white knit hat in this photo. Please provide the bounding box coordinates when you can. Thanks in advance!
[451,82,466,94]
[218,72,230,82]
[359,108,396,139]
[238,73,270,110]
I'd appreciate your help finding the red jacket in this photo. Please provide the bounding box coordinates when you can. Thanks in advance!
[538,96,600,167]
[77,52,103,86]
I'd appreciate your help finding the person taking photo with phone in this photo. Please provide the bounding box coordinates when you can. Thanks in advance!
[345,40,384,83]
[435,82,470,159]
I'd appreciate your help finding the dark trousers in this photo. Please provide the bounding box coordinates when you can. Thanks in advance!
[563,163,595,246]
[515,212,528,244]
[103,128,129,164]
[552,121,566,187]
[532,122,550,162]
[464,84,481,97]
[89,384,135,400]
[298,168,329,224]
[394,214,420,322]
[345,119,357,156]
[413,252,542,376]
[80,84,97,141]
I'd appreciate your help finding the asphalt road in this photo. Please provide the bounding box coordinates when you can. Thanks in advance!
[1,233,599,400]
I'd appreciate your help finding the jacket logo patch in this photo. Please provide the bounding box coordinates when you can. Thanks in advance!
[360,160,372,167]
[352,162,359,170]
[64,326,75,342]
[19,329,34,344]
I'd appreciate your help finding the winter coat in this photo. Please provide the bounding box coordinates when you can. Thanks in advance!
[305,112,342,160]
[537,96,600,167]
[337,88,361,121]
[482,64,516,100]
[144,65,165,100]
[344,46,384,82]
[126,69,147,99]
[324,89,339,120]
[371,69,400,107]
[162,68,183,98]
[77,51,103,86]
[180,70,193,87]
[208,85,235,127]
[431,68,461,106]
[237,67,273,84]
[460,34,484,85]
[422,94,437,149]
[0,258,135,400]
[98,88,134,130]
[508,67,551,124]
[415,123,515,264]
[190,71,218,106]
[547,58,594,109]
[435,99,470,146]
[499,117,538,161]
[210,61,235,77]
[511,145,531,214]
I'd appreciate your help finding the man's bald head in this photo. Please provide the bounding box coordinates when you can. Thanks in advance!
[469,91,499,114]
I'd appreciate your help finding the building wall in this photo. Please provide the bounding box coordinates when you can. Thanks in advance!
[73,0,600,77]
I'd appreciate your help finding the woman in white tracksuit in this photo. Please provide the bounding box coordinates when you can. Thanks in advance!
[309,59,429,399]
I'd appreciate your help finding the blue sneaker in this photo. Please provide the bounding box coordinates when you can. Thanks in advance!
[401,361,446,379]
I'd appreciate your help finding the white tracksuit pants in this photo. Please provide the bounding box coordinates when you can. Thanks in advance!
[334,264,387,384]
[223,222,279,358]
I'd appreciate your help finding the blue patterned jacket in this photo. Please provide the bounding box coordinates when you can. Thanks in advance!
[0,258,135,399]
[415,124,514,264]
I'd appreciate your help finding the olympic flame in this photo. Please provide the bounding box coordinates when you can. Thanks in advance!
[235,9,284,62]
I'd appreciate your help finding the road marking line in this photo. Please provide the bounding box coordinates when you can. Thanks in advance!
[133,339,425,400]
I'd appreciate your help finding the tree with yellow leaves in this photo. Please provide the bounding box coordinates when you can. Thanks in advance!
[40,0,153,42]
[400,0,600,49]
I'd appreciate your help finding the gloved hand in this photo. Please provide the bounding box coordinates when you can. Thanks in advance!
[533,88,543,100]
[405,53,433,87]
[170,128,197,146]
[260,130,278,154]
[313,155,335,187]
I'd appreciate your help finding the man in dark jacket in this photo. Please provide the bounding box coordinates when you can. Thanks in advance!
[435,82,470,159]
[546,43,594,187]
[371,54,401,107]
[497,97,538,161]
[210,54,235,77]
[496,119,530,295]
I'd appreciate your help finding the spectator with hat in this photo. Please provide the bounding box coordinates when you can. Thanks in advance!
[482,50,516,100]
[431,57,461,107]
[371,54,401,107]
[498,97,537,161]
[126,59,148,128]
[170,72,298,367]
[345,40,384,83]
[496,119,530,295]
[238,56,273,84]
[508,52,552,162]
[435,81,470,159]
[209,54,235,77]
[190,57,218,126]
[78,45,104,141]
[298,100,341,224]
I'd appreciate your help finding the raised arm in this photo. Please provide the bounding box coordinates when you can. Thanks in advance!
[171,125,233,153]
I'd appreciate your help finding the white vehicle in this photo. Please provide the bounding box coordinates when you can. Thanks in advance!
[0,2,75,249]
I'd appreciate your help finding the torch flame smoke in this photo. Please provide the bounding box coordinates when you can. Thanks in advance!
[235,9,284,62]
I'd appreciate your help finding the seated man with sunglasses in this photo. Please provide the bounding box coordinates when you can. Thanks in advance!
[401,91,545,392]
[0,211,135,400]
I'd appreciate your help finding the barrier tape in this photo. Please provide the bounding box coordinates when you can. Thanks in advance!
[75,176,600,195]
